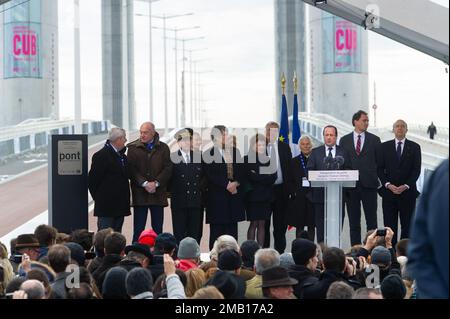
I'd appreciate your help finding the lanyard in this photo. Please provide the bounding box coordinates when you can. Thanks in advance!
[299,153,308,175]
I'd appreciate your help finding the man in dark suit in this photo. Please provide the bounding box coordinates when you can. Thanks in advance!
[263,121,293,254]
[203,125,246,250]
[168,129,204,244]
[306,125,351,244]
[88,128,130,232]
[340,110,381,245]
[376,119,421,247]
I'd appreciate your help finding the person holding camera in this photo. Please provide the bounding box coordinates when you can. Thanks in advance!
[356,227,402,283]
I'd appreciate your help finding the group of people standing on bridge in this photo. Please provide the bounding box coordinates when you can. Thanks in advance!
[88,110,422,253]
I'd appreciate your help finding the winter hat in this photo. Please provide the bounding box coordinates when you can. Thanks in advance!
[371,246,391,267]
[64,242,86,266]
[291,238,317,266]
[177,237,200,260]
[218,249,242,271]
[155,233,178,252]
[380,274,406,299]
[102,267,129,299]
[138,229,158,248]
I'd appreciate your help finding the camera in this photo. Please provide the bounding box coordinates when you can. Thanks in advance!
[376,228,386,237]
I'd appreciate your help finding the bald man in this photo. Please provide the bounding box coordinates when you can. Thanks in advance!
[376,120,421,247]
[127,122,173,242]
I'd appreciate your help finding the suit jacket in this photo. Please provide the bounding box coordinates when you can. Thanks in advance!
[306,145,351,203]
[88,143,131,217]
[168,150,204,209]
[268,141,294,195]
[339,131,381,189]
[376,138,421,200]
[203,146,246,224]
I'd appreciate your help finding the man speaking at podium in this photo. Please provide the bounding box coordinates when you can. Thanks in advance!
[306,125,351,244]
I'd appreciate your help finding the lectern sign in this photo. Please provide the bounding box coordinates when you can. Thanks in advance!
[58,141,82,175]
[309,170,359,182]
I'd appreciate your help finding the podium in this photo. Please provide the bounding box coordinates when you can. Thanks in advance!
[308,170,359,248]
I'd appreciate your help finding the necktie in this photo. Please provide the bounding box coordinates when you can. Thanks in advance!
[396,142,402,160]
[328,147,333,158]
[356,135,361,155]
[223,148,234,180]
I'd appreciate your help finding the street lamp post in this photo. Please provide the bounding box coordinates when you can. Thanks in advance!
[178,36,205,126]
[156,25,200,127]
[152,12,194,135]
[136,0,160,124]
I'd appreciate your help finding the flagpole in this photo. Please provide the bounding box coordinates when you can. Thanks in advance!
[281,73,286,95]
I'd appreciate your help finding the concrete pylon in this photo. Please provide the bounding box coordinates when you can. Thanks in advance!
[101,0,136,130]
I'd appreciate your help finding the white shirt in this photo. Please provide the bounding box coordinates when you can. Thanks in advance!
[395,138,406,156]
[353,131,366,152]
[324,145,337,158]
[180,150,190,164]
[267,142,283,185]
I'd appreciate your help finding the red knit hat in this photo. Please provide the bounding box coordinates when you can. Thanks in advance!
[138,229,158,247]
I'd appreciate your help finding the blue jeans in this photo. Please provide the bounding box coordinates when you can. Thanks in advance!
[133,206,164,243]
[97,216,125,233]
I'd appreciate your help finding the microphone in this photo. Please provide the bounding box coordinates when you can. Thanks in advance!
[323,156,333,170]
[334,156,345,170]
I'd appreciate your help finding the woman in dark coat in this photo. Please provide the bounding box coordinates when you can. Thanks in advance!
[244,134,277,246]
[287,135,315,241]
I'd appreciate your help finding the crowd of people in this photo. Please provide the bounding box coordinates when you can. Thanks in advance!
[88,110,422,253]
[0,109,445,299]
[0,225,416,299]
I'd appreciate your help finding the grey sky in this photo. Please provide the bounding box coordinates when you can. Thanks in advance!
[58,0,449,129]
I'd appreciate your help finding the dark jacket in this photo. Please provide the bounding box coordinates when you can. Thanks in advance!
[288,264,319,299]
[92,254,123,293]
[244,152,277,203]
[203,146,246,224]
[376,139,421,200]
[50,272,71,299]
[339,131,381,189]
[356,246,402,283]
[306,145,351,203]
[118,259,143,272]
[408,159,449,299]
[268,141,294,195]
[88,142,131,217]
[302,269,361,299]
[168,150,204,209]
[127,133,173,207]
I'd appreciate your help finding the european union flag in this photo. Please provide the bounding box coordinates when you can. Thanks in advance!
[291,93,301,157]
[279,93,290,144]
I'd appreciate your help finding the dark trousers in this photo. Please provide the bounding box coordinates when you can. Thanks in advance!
[209,223,238,251]
[172,207,203,244]
[382,196,416,247]
[263,185,288,254]
[97,216,124,233]
[345,187,378,246]
[133,206,164,243]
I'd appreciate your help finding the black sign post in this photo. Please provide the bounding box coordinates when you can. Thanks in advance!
[48,135,88,233]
